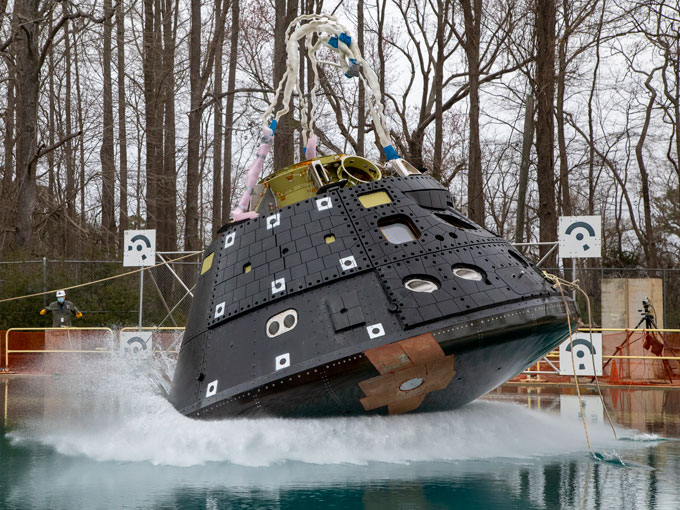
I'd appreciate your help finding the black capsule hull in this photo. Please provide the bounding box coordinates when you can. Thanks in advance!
[170,175,575,419]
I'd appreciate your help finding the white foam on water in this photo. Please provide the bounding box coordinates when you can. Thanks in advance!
[622,433,665,442]
[7,347,644,467]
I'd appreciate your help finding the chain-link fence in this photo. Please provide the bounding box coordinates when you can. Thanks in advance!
[0,256,201,330]
[545,266,680,329]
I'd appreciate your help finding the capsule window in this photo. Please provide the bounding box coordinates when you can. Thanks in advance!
[452,265,485,281]
[378,216,420,244]
[434,212,475,230]
[404,276,439,293]
[266,309,298,338]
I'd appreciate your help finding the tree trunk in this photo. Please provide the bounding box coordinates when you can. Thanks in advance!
[515,94,534,245]
[13,0,40,251]
[222,0,239,223]
[101,0,116,250]
[556,4,571,216]
[273,0,298,170]
[47,12,55,202]
[461,0,484,224]
[2,62,13,195]
[160,0,178,251]
[212,0,224,235]
[432,1,446,182]
[2,32,15,241]
[117,0,129,242]
[534,0,557,266]
[65,18,76,253]
[143,0,162,230]
[636,71,660,269]
[73,23,86,235]
[185,0,203,251]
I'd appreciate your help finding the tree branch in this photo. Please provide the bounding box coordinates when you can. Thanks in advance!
[32,130,82,164]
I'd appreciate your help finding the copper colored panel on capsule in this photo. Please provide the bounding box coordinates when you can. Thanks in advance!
[359,373,399,411]
[399,333,444,364]
[388,395,426,415]
[359,333,455,415]
[425,357,456,391]
[364,342,412,374]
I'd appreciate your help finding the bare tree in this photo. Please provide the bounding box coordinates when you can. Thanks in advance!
[272,0,298,170]
[455,0,484,223]
[222,0,239,224]
[212,0,225,235]
[117,0,129,242]
[186,0,229,250]
[515,94,534,245]
[534,0,557,265]
[101,0,116,250]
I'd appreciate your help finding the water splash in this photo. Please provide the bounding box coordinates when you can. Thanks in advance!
[618,433,667,442]
[6,345,649,467]
[591,450,626,466]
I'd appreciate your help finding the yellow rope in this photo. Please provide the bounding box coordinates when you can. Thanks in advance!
[543,271,618,440]
[0,252,201,304]
[551,274,593,452]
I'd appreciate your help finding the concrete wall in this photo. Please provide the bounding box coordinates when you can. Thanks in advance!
[601,278,666,381]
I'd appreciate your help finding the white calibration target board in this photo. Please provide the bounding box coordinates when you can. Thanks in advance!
[559,332,602,376]
[120,331,153,356]
[123,229,157,267]
[558,216,601,259]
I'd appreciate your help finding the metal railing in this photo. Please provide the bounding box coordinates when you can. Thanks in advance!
[522,327,680,379]
[4,327,116,370]
[3,326,185,371]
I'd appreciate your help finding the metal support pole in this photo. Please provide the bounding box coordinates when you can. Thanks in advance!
[4,380,8,428]
[535,243,558,267]
[42,257,47,308]
[138,269,144,330]
[157,253,194,297]
[572,258,576,301]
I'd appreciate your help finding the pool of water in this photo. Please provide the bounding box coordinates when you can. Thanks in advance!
[1,355,680,509]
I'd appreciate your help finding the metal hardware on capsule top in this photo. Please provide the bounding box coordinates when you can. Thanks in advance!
[309,160,332,189]
[338,156,382,185]
[385,158,421,177]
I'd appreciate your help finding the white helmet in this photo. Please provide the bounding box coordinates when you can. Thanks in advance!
[56,290,66,298]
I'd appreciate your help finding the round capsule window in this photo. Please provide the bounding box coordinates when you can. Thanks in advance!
[452,266,484,281]
[268,321,280,336]
[404,277,439,293]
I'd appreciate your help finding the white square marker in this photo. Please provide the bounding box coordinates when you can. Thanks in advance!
[206,380,218,397]
[224,232,236,248]
[316,197,332,211]
[339,255,357,270]
[214,302,226,318]
[367,323,385,339]
[275,353,290,370]
[271,278,286,295]
[266,212,281,230]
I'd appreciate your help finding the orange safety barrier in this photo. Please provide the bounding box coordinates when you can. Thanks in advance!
[4,328,115,373]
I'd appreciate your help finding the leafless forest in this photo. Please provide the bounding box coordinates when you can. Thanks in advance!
[0,0,678,271]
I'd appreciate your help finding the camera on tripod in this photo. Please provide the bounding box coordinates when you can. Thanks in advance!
[638,297,655,323]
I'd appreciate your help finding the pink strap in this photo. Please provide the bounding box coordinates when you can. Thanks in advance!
[231,127,274,221]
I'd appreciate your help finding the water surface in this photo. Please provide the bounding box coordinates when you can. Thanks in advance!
[1,356,679,509]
